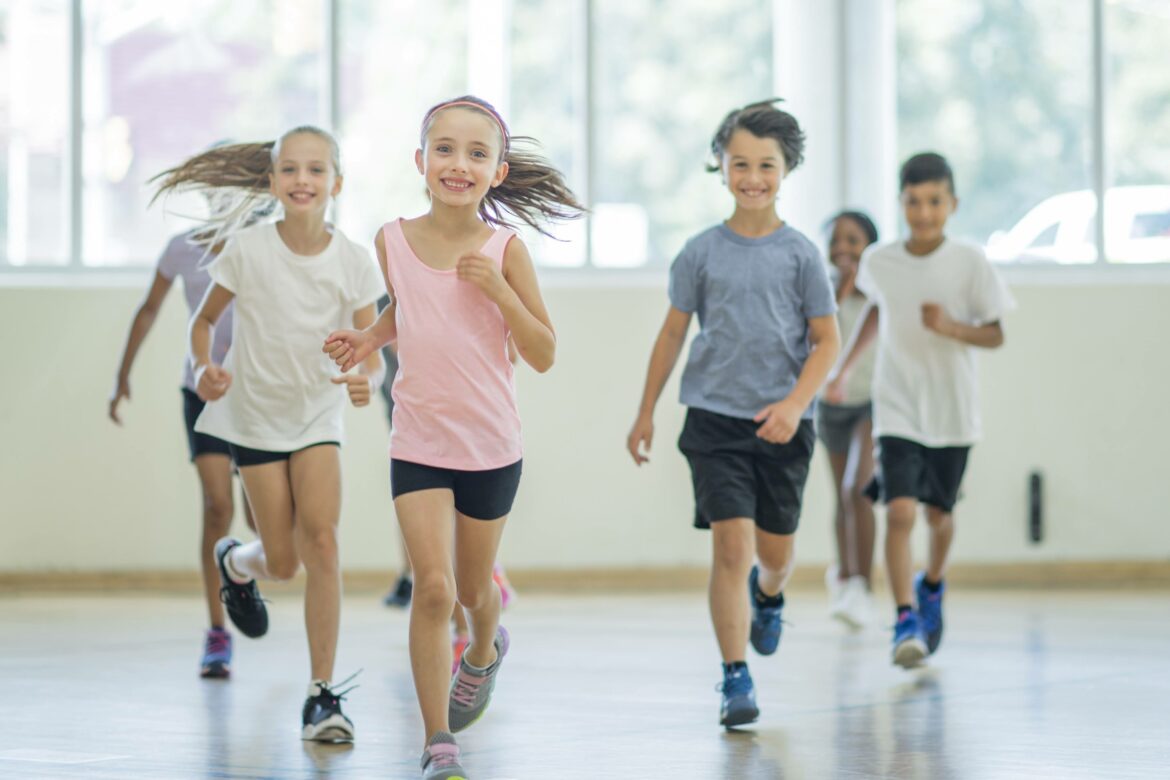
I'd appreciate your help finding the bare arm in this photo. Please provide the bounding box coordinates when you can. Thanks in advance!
[786,315,841,409]
[840,302,879,373]
[824,302,878,404]
[353,304,385,385]
[627,306,693,464]
[497,239,556,372]
[754,314,841,444]
[322,229,399,371]
[109,271,173,424]
[923,303,1005,348]
[329,303,385,407]
[189,283,235,401]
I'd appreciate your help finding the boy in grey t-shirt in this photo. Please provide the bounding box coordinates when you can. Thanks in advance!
[627,100,839,729]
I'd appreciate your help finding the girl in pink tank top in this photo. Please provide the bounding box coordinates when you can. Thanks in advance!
[323,95,583,779]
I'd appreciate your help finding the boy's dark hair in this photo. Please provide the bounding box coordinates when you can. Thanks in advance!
[707,98,805,173]
[825,210,879,245]
[900,152,955,195]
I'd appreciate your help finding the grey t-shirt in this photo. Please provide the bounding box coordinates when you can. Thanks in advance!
[669,223,837,420]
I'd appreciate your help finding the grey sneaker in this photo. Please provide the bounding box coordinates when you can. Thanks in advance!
[448,625,510,733]
[421,731,468,780]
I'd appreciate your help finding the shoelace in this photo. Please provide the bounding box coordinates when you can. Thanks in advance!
[716,673,752,697]
[205,632,230,655]
[316,669,362,702]
[219,583,270,609]
[450,669,485,708]
[426,747,461,769]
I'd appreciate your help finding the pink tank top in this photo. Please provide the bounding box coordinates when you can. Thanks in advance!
[382,218,523,470]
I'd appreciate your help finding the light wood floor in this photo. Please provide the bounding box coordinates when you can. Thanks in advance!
[1,588,1166,779]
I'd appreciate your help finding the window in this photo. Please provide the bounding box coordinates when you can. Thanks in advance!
[1,1,70,267]
[593,0,772,268]
[1105,1,1170,263]
[81,0,323,266]
[508,0,587,267]
[335,0,467,249]
[897,0,1096,264]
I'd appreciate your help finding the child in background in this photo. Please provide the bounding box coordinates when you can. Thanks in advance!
[818,211,880,629]
[109,205,262,678]
[827,152,1012,668]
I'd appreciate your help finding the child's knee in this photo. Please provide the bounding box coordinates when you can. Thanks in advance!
[712,536,754,572]
[925,508,952,528]
[201,491,234,529]
[299,526,339,566]
[267,551,301,581]
[456,577,496,612]
[886,499,917,532]
[413,572,456,615]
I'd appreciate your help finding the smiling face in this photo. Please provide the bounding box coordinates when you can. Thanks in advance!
[416,107,509,209]
[721,128,787,212]
[900,179,957,246]
[828,216,871,275]
[268,131,342,216]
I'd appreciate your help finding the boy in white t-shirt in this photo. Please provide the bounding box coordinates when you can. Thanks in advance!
[827,152,1013,669]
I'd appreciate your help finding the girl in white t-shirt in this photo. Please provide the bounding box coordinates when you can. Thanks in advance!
[153,126,384,743]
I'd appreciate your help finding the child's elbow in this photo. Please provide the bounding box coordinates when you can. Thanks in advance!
[532,353,555,374]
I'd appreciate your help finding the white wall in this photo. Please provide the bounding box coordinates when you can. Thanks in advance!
[2,278,1168,574]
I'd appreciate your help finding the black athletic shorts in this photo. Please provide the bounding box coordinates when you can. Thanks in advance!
[181,388,231,462]
[390,458,522,521]
[864,436,970,512]
[678,407,816,536]
[228,441,340,468]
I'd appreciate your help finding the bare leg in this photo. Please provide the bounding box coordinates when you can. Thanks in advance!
[709,519,754,663]
[885,497,918,606]
[826,450,852,578]
[194,454,234,628]
[289,444,343,682]
[925,506,954,583]
[454,512,508,669]
[232,460,298,582]
[396,488,457,744]
[845,417,877,586]
[754,528,795,597]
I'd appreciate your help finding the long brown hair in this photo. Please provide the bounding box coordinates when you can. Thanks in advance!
[420,96,585,236]
[150,126,340,245]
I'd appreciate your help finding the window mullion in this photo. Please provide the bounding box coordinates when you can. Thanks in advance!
[1091,0,1107,265]
[68,0,83,269]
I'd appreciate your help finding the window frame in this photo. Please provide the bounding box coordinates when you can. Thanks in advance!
[4,0,1168,281]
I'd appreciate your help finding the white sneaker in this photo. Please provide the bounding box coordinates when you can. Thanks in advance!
[826,564,849,620]
[832,576,874,630]
[825,565,843,602]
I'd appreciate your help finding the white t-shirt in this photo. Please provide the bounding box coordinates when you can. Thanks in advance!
[856,238,1014,447]
[194,223,384,451]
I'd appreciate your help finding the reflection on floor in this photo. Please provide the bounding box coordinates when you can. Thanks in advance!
[1,589,1166,779]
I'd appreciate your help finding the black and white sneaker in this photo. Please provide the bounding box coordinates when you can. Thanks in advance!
[302,677,357,743]
[214,537,269,639]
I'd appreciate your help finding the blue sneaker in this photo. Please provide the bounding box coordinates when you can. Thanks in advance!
[718,665,759,728]
[915,571,945,654]
[748,566,783,656]
[892,611,928,669]
[200,628,232,679]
